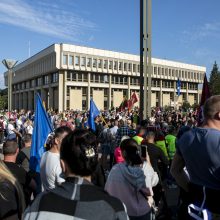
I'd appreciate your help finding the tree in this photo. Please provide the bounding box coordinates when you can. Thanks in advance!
[209,61,220,95]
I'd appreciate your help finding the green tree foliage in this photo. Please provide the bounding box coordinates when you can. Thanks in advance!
[209,61,220,95]
[0,88,8,110]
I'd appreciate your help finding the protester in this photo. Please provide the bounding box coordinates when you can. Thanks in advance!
[0,160,25,220]
[171,95,220,217]
[24,129,129,220]
[16,134,32,172]
[3,140,36,205]
[105,138,158,220]
[40,126,71,191]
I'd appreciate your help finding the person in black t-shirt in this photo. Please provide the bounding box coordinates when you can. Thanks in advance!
[145,131,169,207]
[0,160,25,220]
[3,140,36,206]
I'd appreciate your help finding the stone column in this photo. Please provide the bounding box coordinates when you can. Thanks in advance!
[87,72,91,109]
[159,79,162,107]
[186,82,189,102]
[63,71,67,110]
[58,71,64,112]
[108,75,112,109]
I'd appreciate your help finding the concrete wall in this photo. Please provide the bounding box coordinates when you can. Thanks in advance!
[188,94,194,105]
[163,93,170,106]
[151,92,156,107]
[113,91,123,108]
[93,90,104,110]
[70,89,82,110]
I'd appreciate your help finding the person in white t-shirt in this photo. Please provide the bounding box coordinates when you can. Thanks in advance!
[6,119,21,141]
[40,126,72,191]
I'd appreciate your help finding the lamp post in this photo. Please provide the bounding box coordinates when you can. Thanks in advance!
[2,59,18,112]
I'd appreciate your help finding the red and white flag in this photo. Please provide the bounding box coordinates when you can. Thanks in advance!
[128,92,138,110]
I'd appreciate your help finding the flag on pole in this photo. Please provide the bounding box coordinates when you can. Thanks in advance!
[30,93,53,172]
[88,98,100,131]
[197,74,211,126]
[128,92,138,110]
[119,97,128,112]
[177,78,181,96]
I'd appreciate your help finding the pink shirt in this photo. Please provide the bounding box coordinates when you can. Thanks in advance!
[114,147,124,163]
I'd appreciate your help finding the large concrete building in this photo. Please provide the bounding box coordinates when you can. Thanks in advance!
[4,43,206,112]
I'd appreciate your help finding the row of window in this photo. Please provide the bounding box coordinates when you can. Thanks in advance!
[63,54,204,81]
[13,73,58,91]
[154,67,203,81]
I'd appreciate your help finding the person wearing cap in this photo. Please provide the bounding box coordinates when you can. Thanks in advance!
[105,138,158,220]
[24,129,129,220]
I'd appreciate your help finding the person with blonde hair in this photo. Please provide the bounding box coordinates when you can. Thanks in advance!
[0,160,25,219]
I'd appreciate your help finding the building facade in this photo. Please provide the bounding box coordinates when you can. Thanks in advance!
[4,43,206,112]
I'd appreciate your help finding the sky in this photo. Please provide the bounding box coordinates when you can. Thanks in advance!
[0,0,220,88]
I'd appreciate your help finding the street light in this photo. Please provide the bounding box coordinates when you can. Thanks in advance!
[2,59,18,112]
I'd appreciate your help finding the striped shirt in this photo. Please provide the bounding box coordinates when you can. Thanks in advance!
[24,176,128,220]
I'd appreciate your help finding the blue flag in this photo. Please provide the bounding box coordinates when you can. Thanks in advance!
[177,78,181,96]
[88,98,100,131]
[30,93,53,172]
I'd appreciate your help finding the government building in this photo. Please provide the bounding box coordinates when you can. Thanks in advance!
[4,43,206,112]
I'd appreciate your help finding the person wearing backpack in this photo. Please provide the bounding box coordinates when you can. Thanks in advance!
[16,134,32,172]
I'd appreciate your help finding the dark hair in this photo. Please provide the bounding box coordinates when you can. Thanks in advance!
[60,129,98,176]
[54,126,72,139]
[3,140,18,155]
[22,134,32,144]
[120,138,142,165]
[203,95,220,120]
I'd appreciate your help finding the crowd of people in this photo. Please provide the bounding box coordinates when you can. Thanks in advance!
[0,96,220,220]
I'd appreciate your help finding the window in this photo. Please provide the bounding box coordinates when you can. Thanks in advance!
[31,80,35,87]
[78,73,82,81]
[93,59,97,68]
[84,73,88,82]
[109,61,113,69]
[161,68,164,75]
[119,62,122,71]
[114,61,117,70]
[95,74,99,82]
[133,64,136,72]
[75,56,79,66]
[52,73,58,83]
[104,88,108,97]
[72,72,77,81]
[63,55,67,65]
[154,67,157,75]
[169,69,171,76]
[87,58,91,67]
[69,56,73,65]
[104,60,107,69]
[81,57,86,67]
[124,63,127,71]
[104,75,109,83]
[128,63,131,71]
[98,59,102,68]
[44,75,49,84]
[82,87,87,96]
[137,65,140,72]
